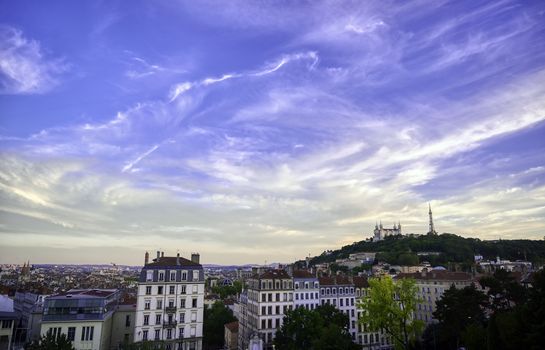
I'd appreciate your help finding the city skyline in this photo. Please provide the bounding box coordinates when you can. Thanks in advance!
[1,0,545,265]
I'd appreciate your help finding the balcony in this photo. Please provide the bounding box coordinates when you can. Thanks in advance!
[165,306,177,313]
[163,321,177,329]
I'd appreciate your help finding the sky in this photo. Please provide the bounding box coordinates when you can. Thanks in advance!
[1,0,545,265]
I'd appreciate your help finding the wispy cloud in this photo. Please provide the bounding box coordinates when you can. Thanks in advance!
[0,25,68,94]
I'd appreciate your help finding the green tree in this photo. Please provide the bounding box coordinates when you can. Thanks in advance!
[274,304,359,350]
[430,284,488,350]
[479,269,526,311]
[25,333,76,350]
[358,277,424,350]
[203,301,237,349]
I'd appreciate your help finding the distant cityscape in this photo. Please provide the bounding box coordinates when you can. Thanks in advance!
[1,206,541,350]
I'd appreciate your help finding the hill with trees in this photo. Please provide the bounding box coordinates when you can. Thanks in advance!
[308,233,545,268]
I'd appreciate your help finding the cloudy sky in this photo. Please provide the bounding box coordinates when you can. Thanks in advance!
[1,1,544,265]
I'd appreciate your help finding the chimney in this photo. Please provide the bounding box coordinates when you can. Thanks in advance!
[191,253,200,264]
[156,251,160,261]
[145,251,149,265]
[176,253,180,265]
[161,251,165,258]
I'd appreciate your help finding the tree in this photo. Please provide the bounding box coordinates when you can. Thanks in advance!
[430,284,488,350]
[274,304,359,350]
[25,333,76,350]
[358,277,424,350]
[203,301,236,349]
[479,269,526,311]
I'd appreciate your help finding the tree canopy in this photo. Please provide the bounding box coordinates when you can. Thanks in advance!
[274,304,359,350]
[358,276,424,350]
[203,301,237,350]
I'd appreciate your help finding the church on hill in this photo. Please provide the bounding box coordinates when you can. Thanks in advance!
[372,203,438,241]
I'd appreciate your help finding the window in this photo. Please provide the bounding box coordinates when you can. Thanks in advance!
[181,285,187,294]
[192,285,198,294]
[155,329,160,340]
[261,319,266,329]
[261,293,266,302]
[295,282,299,289]
[179,328,184,339]
[192,298,197,308]
[182,271,187,280]
[146,270,153,281]
[170,271,176,281]
[159,272,165,281]
[144,315,149,325]
[143,330,148,341]
[275,306,280,314]
[180,299,186,308]
[145,300,151,310]
[81,326,94,341]
[146,286,152,295]
[179,313,185,323]
[125,315,131,327]
[191,311,197,322]
[156,314,162,325]
[1,320,13,329]
[168,299,175,308]
[67,327,76,341]
[158,286,163,295]
[170,286,175,294]
[167,328,172,339]
[261,306,266,315]
[193,270,199,281]
[190,326,196,337]
[48,327,61,337]
[157,299,163,309]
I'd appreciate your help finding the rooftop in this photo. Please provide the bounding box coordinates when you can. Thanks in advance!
[49,289,118,300]
[318,275,352,286]
[255,269,291,280]
[292,270,315,279]
[145,256,201,267]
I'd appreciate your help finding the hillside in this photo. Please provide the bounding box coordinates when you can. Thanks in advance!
[309,233,545,267]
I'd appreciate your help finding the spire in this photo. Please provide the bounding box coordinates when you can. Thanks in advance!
[428,203,437,235]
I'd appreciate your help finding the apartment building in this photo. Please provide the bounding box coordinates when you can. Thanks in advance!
[292,270,319,311]
[0,295,16,350]
[396,269,473,324]
[242,269,293,350]
[40,289,119,350]
[134,251,204,350]
[318,276,357,339]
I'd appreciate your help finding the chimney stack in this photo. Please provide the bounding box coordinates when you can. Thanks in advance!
[145,251,149,265]
[191,253,200,264]
[156,251,160,261]
[161,251,164,258]
[176,253,180,265]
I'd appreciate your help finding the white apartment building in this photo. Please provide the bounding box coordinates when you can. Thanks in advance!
[242,269,293,350]
[318,276,357,340]
[396,270,474,324]
[292,270,319,311]
[40,289,119,350]
[134,252,204,350]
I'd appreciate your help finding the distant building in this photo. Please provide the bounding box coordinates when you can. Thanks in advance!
[240,269,293,350]
[134,251,204,349]
[0,295,16,350]
[396,270,474,324]
[224,321,238,350]
[318,276,357,340]
[13,291,49,342]
[109,296,136,349]
[292,270,319,311]
[478,256,532,273]
[373,222,402,241]
[40,289,120,350]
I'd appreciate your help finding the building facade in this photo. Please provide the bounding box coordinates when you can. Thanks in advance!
[40,289,119,350]
[242,270,293,350]
[292,270,319,311]
[373,222,402,241]
[318,276,357,340]
[134,252,204,350]
[396,270,473,324]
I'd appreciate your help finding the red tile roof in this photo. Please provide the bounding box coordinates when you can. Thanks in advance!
[352,276,369,288]
[293,270,315,278]
[146,256,200,267]
[225,321,239,333]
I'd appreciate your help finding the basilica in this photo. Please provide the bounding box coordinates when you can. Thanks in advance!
[372,204,438,241]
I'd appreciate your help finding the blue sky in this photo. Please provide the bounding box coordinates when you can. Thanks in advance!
[1,0,544,265]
